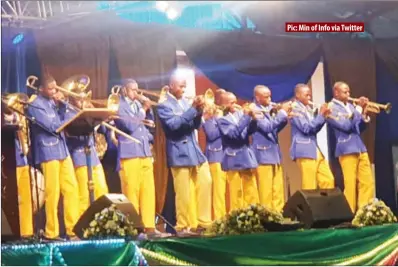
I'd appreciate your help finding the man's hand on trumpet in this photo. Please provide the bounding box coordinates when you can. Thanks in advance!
[357,96,369,109]
[319,103,332,118]
[192,95,205,111]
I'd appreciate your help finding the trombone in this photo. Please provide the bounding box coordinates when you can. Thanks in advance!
[348,97,392,114]
[25,75,141,144]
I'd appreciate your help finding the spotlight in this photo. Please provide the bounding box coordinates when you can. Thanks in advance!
[155,1,169,12]
[166,7,180,20]
[12,33,24,45]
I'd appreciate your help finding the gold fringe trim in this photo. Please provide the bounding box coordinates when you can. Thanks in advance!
[140,248,195,266]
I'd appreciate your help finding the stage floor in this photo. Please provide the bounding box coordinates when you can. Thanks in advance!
[1,224,397,266]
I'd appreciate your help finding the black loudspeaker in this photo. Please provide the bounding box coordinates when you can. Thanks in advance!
[282,188,353,229]
[73,194,144,238]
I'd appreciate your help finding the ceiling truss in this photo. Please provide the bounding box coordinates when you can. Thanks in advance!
[1,1,100,29]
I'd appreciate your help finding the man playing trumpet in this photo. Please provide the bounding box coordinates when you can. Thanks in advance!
[326,81,375,212]
[157,74,212,235]
[290,84,335,191]
[202,89,227,220]
[218,92,259,211]
[114,79,157,234]
[251,85,290,212]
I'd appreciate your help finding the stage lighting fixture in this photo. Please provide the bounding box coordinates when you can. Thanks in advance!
[156,1,169,12]
[12,33,24,45]
[166,7,180,20]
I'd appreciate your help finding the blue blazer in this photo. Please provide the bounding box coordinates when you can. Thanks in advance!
[326,100,367,157]
[4,113,29,167]
[27,95,69,165]
[202,118,223,163]
[290,100,326,160]
[62,107,102,168]
[218,111,258,171]
[157,94,207,167]
[251,104,287,165]
[114,97,153,160]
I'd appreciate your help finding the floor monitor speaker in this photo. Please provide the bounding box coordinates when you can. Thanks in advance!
[73,194,143,238]
[283,188,353,228]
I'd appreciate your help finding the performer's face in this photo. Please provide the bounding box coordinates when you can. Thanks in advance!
[125,82,138,101]
[170,79,186,99]
[297,86,311,106]
[42,80,57,98]
[335,84,350,103]
[225,94,238,113]
[256,87,271,106]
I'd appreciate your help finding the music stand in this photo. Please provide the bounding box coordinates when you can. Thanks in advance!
[57,108,116,204]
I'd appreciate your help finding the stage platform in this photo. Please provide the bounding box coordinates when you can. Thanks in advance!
[1,224,397,266]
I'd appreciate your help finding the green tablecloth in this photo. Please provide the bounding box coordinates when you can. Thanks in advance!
[140,224,398,266]
[1,239,147,266]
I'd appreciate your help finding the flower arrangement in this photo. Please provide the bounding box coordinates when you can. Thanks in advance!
[352,198,397,227]
[208,204,288,236]
[83,204,138,239]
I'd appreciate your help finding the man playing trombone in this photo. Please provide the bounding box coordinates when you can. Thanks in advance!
[114,79,157,234]
[217,92,259,211]
[157,73,212,235]
[26,75,80,241]
[3,109,33,239]
[326,81,375,212]
[251,85,290,212]
[60,90,109,217]
[290,83,335,191]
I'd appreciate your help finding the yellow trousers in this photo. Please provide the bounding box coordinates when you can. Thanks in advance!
[296,149,335,190]
[339,152,375,212]
[209,162,227,220]
[41,157,80,238]
[227,169,259,212]
[256,165,285,212]
[171,162,212,230]
[75,164,109,216]
[16,165,33,237]
[119,157,155,229]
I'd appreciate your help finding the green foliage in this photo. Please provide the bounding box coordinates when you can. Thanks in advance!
[352,198,397,227]
[208,204,287,236]
[83,204,138,239]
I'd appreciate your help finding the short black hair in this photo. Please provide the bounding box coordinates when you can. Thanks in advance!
[294,83,308,95]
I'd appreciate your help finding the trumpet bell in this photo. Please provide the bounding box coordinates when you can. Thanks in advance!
[60,75,90,93]
[385,103,392,114]
[204,89,215,105]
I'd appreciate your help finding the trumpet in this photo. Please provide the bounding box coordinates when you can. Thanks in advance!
[348,97,392,114]
[111,84,169,105]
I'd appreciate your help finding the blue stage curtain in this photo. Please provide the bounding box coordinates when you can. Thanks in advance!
[177,30,321,101]
[374,57,398,214]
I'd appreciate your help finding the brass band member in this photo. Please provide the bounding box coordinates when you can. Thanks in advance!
[61,93,109,216]
[157,74,212,235]
[218,92,259,211]
[290,84,335,190]
[252,85,290,212]
[3,111,33,238]
[202,89,227,220]
[26,75,80,240]
[326,81,375,212]
[114,79,157,234]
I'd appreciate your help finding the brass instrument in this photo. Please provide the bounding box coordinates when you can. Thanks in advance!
[2,93,31,156]
[348,97,392,114]
[25,75,141,147]
[202,89,225,117]
[27,75,92,103]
